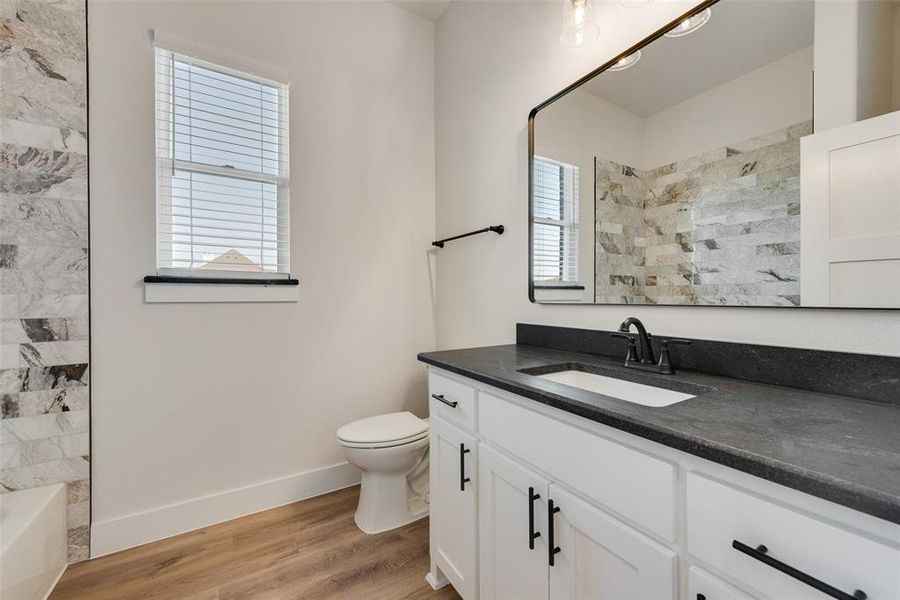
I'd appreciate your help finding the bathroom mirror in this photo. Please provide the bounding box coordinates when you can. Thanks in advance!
[529,0,900,307]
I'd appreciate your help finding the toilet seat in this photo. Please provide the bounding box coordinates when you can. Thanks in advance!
[337,411,429,449]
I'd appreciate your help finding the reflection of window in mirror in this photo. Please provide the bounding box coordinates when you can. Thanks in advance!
[532,156,579,288]
[529,0,900,308]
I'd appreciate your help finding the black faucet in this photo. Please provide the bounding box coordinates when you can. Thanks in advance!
[616,317,655,364]
[611,317,691,374]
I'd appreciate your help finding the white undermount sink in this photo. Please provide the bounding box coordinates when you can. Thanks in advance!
[536,369,696,407]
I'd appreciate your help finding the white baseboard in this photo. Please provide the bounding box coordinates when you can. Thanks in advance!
[90,461,360,557]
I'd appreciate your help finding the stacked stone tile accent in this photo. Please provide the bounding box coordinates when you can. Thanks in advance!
[0,0,90,561]
[595,122,809,306]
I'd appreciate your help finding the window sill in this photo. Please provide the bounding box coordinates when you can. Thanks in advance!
[143,276,299,304]
[533,284,586,290]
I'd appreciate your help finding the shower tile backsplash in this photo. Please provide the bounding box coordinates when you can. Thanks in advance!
[595,121,810,306]
[0,0,90,561]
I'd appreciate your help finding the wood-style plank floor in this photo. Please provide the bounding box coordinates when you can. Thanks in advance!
[51,485,460,600]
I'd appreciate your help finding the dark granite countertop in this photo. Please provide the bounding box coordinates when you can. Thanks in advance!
[418,343,900,525]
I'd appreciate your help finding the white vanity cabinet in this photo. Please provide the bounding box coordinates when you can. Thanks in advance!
[688,568,756,600]
[477,442,675,600]
[478,445,549,600]
[426,367,900,600]
[429,415,479,600]
[548,484,676,599]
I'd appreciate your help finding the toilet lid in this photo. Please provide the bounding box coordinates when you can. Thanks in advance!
[337,411,429,445]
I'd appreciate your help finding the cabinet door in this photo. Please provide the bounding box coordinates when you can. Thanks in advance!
[479,445,550,600]
[548,485,676,600]
[430,416,479,599]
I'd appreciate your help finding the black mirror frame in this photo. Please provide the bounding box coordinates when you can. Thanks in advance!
[525,0,887,310]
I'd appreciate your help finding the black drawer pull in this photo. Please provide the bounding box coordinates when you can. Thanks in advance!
[432,394,458,408]
[528,486,541,550]
[732,540,867,600]
[459,443,471,491]
[548,499,561,566]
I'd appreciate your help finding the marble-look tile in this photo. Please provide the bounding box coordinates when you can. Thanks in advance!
[0,142,87,189]
[0,362,87,394]
[5,386,87,418]
[0,243,16,267]
[3,0,89,559]
[595,121,807,305]
[0,454,88,491]
[1,195,88,247]
[0,368,23,394]
[67,524,89,562]
[0,41,86,89]
[66,476,88,504]
[0,343,20,368]
[0,65,85,119]
[17,293,86,318]
[0,316,87,342]
[0,117,86,154]
[0,88,86,131]
[0,442,19,467]
[0,293,18,317]
[67,498,88,528]
[1,408,88,442]
[19,431,87,464]
[1,392,17,417]
[19,339,87,366]
[2,245,87,294]
[4,0,87,47]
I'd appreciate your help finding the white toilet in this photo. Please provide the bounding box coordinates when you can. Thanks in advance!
[337,411,430,534]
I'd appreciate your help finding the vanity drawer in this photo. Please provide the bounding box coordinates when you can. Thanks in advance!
[686,473,900,600]
[428,370,477,433]
[688,566,756,600]
[479,392,676,540]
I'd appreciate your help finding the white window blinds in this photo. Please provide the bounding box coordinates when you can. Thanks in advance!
[532,156,579,284]
[155,43,290,277]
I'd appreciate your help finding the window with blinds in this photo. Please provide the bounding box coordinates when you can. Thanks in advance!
[532,156,579,284]
[155,43,290,277]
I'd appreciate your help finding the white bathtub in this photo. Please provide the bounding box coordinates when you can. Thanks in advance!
[0,484,68,600]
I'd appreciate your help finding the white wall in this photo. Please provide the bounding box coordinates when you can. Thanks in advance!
[434,0,900,356]
[856,0,895,122]
[643,45,813,168]
[814,0,900,131]
[534,89,645,302]
[89,0,436,554]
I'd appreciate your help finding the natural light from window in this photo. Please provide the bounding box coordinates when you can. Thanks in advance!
[155,47,290,276]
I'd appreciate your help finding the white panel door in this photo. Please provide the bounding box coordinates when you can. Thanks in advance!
[548,484,676,600]
[479,444,550,600]
[801,110,900,307]
[430,416,479,599]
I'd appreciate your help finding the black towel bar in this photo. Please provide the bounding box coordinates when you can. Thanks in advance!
[432,225,504,248]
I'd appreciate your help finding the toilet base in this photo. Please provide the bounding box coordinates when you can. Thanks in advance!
[354,471,429,534]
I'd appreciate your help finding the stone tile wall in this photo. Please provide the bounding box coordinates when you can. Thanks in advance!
[595,121,809,306]
[0,0,90,561]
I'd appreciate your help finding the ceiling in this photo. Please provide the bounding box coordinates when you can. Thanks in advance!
[581,0,815,117]
[389,0,453,22]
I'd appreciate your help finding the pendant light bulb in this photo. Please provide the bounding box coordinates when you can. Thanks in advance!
[664,8,712,38]
[607,50,641,71]
[560,0,600,49]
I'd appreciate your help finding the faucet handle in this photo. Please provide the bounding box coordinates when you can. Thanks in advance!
[657,338,690,375]
[611,332,639,363]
